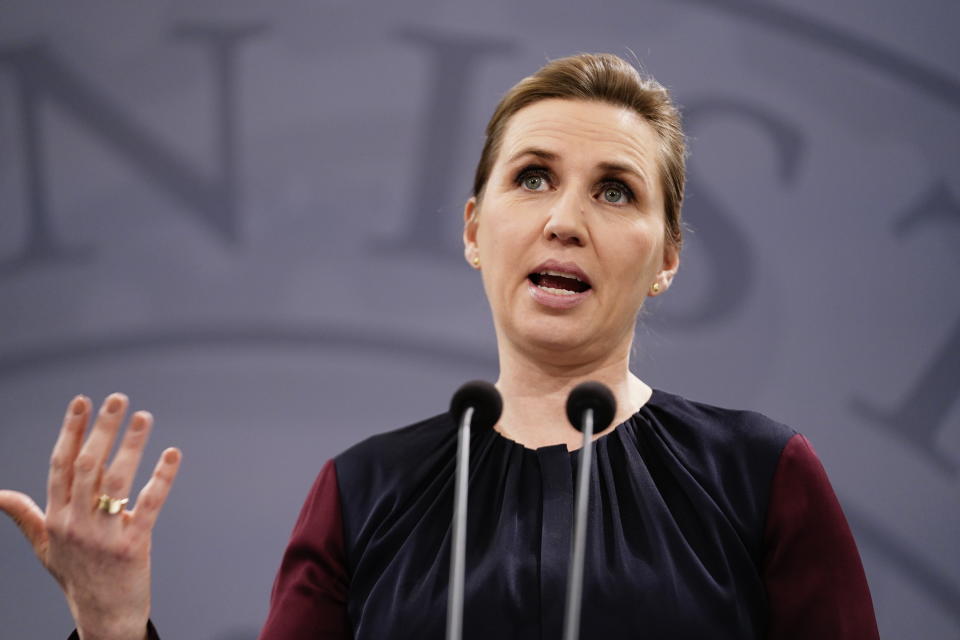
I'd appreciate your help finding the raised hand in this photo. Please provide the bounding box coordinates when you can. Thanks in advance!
[0,393,181,640]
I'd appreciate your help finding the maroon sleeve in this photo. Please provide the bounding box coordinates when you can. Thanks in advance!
[762,434,879,639]
[259,459,351,640]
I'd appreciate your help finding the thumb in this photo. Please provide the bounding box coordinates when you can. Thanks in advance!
[0,490,48,557]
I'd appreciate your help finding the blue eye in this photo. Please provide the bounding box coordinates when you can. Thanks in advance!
[598,181,633,204]
[603,187,624,203]
[523,174,545,190]
[516,166,550,191]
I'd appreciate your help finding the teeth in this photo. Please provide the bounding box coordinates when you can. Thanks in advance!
[539,270,582,282]
[537,285,577,296]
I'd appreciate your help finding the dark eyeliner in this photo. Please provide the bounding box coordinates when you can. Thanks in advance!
[599,178,635,203]
[514,164,551,185]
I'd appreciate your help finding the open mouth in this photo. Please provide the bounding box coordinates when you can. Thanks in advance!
[528,270,591,296]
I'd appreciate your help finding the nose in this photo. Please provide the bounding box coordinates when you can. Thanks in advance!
[543,191,587,247]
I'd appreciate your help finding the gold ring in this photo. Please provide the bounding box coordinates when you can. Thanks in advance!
[96,494,129,515]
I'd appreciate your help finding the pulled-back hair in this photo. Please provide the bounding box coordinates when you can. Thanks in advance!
[472,53,686,251]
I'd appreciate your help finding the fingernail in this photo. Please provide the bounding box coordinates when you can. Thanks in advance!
[106,393,126,413]
[70,396,86,415]
[131,411,152,431]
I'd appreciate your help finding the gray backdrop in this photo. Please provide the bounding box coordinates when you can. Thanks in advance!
[1,1,958,638]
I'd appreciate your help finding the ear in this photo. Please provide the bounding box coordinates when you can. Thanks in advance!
[650,243,680,295]
[463,197,480,268]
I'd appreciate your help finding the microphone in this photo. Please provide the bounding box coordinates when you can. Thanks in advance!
[446,381,502,640]
[450,380,502,435]
[562,381,617,640]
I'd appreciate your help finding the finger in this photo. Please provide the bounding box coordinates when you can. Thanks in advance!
[101,411,153,502]
[0,490,48,558]
[47,395,91,512]
[129,448,181,535]
[71,393,129,516]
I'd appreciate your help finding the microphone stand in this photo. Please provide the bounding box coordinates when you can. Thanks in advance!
[561,380,615,640]
[446,405,473,640]
[562,406,593,640]
[445,380,501,640]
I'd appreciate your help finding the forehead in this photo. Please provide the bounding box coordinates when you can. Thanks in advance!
[497,98,659,174]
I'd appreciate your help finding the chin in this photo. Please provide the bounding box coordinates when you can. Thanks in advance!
[512,319,598,358]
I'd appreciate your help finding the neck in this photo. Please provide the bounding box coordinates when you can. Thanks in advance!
[493,338,652,451]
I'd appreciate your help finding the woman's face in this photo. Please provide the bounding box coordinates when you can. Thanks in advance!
[464,98,679,363]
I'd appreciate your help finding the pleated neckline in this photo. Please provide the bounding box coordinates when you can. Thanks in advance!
[482,388,662,456]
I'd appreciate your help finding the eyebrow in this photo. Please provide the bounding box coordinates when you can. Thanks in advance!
[506,147,558,164]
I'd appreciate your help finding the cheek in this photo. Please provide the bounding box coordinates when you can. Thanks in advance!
[602,226,653,271]
[479,213,536,264]
[603,233,663,298]
[477,228,517,292]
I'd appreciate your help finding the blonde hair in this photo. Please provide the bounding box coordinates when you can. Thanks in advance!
[472,53,686,251]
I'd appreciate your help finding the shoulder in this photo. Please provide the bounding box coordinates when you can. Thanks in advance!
[639,390,802,558]
[643,388,798,460]
[329,413,458,569]
[332,412,456,516]
[334,412,455,476]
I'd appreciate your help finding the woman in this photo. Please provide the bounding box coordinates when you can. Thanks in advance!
[0,53,879,639]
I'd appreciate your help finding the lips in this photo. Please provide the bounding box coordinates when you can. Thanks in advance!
[529,269,590,294]
[528,261,592,293]
[527,260,593,308]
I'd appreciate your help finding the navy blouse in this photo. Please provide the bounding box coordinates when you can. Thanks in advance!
[66,390,879,640]
[256,389,879,639]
